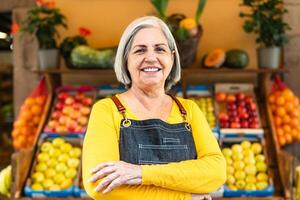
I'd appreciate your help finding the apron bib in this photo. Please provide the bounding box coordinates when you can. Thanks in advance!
[111,95,197,165]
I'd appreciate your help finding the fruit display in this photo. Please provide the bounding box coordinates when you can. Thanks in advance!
[268,76,300,146]
[222,140,274,197]
[44,86,95,134]
[24,136,82,197]
[11,95,47,150]
[215,84,263,135]
[0,165,12,198]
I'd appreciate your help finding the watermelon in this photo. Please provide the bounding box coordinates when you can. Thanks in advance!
[71,45,116,69]
[225,49,249,69]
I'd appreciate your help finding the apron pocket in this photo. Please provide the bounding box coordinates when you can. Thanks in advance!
[138,144,189,165]
[162,137,181,145]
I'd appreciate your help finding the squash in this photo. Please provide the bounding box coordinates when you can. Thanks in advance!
[225,49,249,69]
[203,48,226,68]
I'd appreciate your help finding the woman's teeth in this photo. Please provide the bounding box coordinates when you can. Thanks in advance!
[142,68,161,72]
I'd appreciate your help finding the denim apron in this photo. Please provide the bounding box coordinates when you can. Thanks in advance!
[111,95,197,165]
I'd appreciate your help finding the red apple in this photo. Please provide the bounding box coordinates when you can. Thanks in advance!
[249,122,259,129]
[236,92,246,101]
[81,107,91,115]
[230,122,241,128]
[227,103,237,111]
[75,93,85,101]
[216,92,227,102]
[55,102,64,111]
[239,112,249,119]
[231,116,240,123]
[240,121,249,128]
[73,102,82,110]
[221,122,230,128]
[82,97,93,106]
[245,96,254,104]
[249,102,257,111]
[65,97,75,105]
[58,92,69,101]
[51,111,62,120]
[78,116,88,126]
[219,112,229,122]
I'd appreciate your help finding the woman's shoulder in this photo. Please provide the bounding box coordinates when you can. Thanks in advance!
[175,96,197,108]
[92,97,116,111]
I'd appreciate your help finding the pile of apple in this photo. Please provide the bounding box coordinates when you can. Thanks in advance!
[268,88,300,146]
[12,95,47,150]
[30,138,81,191]
[222,141,269,191]
[190,97,216,128]
[44,91,93,133]
[216,92,260,129]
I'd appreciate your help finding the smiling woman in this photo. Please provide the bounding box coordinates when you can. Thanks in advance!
[82,16,226,200]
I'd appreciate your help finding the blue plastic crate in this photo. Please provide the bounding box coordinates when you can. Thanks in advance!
[223,184,274,197]
[73,186,88,198]
[23,133,83,198]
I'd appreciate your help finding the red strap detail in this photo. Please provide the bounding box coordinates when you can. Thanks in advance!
[111,95,126,113]
[169,94,187,115]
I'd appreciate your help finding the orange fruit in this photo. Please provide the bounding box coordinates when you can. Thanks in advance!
[283,124,292,133]
[31,105,42,116]
[293,97,299,106]
[290,118,299,127]
[20,110,33,121]
[285,134,293,144]
[276,96,285,106]
[282,89,294,101]
[24,97,35,107]
[278,136,286,146]
[291,129,298,139]
[284,102,294,113]
[276,127,284,136]
[11,129,20,139]
[268,95,275,104]
[291,109,300,117]
[35,96,46,106]
[14,119,26,128]
[274,116,282,126]
[276,107,286,116]
[33,115,41,125]
[282,115,291,124]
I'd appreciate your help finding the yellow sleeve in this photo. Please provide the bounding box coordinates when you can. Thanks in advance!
[82,99,190,200]
[142,100,226,193]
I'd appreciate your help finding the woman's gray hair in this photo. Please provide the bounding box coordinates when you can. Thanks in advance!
[114,16,181,91]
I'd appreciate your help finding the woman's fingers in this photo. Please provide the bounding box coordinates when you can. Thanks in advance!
[95,172,120,192]
[102,177,124,194]
[90,162,115,173]
[88,165,116,183]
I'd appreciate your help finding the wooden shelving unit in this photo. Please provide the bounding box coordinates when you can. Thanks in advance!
[11,67,292,200]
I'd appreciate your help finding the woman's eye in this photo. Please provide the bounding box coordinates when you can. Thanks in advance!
[155,47,166,52]
[134,49,146,54]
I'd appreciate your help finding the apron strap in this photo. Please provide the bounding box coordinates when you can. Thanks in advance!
[111,95,126,113]
[168,94,187,116]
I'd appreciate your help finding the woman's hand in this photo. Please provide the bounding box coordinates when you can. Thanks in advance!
[191,194,212,200]
[88,161,142,194]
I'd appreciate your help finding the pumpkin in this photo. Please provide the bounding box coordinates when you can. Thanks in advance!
[203,48,226,68]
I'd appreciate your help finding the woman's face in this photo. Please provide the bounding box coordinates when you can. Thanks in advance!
[127,27,174,90]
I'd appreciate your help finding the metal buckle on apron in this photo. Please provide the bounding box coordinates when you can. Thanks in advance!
[122,119,132,127]
[182,114,191,131]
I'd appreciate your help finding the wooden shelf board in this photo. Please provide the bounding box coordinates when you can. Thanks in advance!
[34,67,289,75]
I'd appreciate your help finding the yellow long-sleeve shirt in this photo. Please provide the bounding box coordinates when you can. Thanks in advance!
[82,95,226,200]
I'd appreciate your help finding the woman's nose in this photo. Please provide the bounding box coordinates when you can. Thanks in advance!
[144,50,157,63]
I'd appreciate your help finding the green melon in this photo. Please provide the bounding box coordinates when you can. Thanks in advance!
[225,49,249,69]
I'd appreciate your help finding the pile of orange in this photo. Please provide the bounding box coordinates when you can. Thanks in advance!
[268,88,300,146]
[11,95,46,150]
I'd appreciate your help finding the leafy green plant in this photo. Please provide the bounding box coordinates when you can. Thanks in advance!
[21,1,67,49]
[150,0,206,40]
[240,0,290,47]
